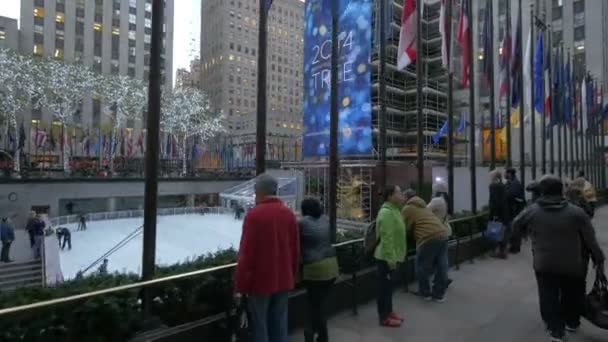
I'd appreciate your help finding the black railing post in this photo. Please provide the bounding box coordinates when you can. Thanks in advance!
[416,0,425,194]
[328,2,339,243]
[141,0,164,318]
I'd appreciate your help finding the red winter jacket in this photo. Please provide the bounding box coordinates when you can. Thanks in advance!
[234,197,300,295]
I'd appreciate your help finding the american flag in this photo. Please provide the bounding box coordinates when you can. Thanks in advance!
[397,0,417,70]
[457,0,471,88]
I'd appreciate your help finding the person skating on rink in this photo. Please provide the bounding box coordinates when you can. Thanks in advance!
[56,227,72,250]
[77,215,87,231]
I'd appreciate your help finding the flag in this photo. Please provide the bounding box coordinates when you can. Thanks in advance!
[137,133,144,155]
[397,0,417,70]
[563,58,572,125]
[433,120,448,144]
[457,0,471,87]
[522,29,532,116]
[81,129,90,156]
[127,132,133,157]
[192,141,199,160]
[544,40,551,121]
[35,129,47,148]
[8,129,15,152]
[534,31,544,114]
[499,19,512,98]
[18,122,26,149]
[374,0,393,48]
[439,0,449,68]
[511,4,522,108]
[481,0,492,85]
[49,128,56,151]
[265,0,273,12]
[457,112,466,132]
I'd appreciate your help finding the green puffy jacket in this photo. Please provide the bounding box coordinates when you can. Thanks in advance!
[374,202,407,265]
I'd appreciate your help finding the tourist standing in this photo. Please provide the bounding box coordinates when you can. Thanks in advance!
[505,168,526,253]
[234,174,299,342]
[77,215,87,231]
[1,217,15,262]
[25,211,37,247]
[512,175,605,342]
[32,214,45,259]
[299,198,338,342]
[402,189,450,303]
[374,185,406,327]
[488,170,508,258]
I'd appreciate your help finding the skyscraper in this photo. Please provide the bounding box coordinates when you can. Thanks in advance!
[200,0,304,154]
[0,16,19,50]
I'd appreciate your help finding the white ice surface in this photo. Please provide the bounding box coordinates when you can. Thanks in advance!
[60,214,243,279]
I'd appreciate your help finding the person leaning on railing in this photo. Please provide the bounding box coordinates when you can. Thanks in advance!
[298,198,338,342]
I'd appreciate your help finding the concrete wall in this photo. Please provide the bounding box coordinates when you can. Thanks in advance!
[0,179,242,228]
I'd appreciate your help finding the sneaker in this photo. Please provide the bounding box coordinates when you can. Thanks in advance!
[412,291,432,301]
[389,312,404,322]
[549,331,564,342]
[565,324,579,333]
[380,317,402,328]
[433,297,446,303]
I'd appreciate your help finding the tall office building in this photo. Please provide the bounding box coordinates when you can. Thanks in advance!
[0,16,19,50]
[200,0,305,152]
[18,0,174,128]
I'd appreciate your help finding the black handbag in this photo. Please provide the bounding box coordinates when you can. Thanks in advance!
[584,269,608,330]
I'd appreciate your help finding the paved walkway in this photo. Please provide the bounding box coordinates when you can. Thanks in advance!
[292,206,608,342]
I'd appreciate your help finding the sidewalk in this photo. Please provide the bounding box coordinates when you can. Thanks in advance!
[292,206,608,342]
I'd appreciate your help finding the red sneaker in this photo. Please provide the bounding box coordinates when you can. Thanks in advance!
[380,317,402,327]
[389,312,404,322]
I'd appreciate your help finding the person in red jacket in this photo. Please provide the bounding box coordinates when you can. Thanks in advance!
[235,173,300,342]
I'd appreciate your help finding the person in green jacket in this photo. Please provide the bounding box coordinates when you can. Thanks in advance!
[374,185,407,327]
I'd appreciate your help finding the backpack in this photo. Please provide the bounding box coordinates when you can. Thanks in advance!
[364,220,378,257]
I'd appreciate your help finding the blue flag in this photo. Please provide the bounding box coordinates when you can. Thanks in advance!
[511,6,522,109]
[563,58,572,125]
[457,112,466,132]
[534,31,544,114]
[433,120,449,145]
[266,0,273,12]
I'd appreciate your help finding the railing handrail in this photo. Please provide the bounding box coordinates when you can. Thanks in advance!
[0,213,487,317]
[79,225,144,276]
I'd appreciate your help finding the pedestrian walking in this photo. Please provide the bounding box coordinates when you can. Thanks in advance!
[488,170,509,258]
[234,174,300,342]
[1,217,15,262]
[505,168,526,253]
[512,175,605,342]
[374,185,406,327]
[402,189,450,303]
[299,198,338,342]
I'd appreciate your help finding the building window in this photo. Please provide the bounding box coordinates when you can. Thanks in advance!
[552,7,563,20]
[56,0,65,13]
[94,31,102,57]
[128,67,136,77]
[34,0,44,6]
[34,33,43,44]
[55,36,64,49]
[574,0,584,13]
[76,22,84,34]
[574,25,585,41]
[129,7,137,15]
[112,35,119,59]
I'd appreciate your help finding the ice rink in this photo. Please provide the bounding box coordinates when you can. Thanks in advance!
[59,214,243,279]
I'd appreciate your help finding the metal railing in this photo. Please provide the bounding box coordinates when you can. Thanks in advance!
[0,213,488,341]
[79,225,144,276]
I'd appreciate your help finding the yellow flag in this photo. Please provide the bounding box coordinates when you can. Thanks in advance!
[499,127,507,143]
[510,107,520,128]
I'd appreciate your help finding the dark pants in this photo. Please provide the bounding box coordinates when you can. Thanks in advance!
[376,260,397,321]
[416,238,449,299]
[304,279,335,342]
[28,230,35,247]
[61,236,72,250]
[535,272,586,337]
[1,241,11,262]
[247,291,289,342]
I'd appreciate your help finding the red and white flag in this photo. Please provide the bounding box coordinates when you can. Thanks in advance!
[457,0,471,87]
[397,0,417,70]
[35,129,47,148]
[439,0,449,68]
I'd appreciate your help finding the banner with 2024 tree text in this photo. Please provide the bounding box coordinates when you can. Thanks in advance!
[302,0,373,157]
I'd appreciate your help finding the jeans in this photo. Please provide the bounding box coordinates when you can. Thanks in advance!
[33,235,43,259]
[304,279,335,342]
[416,238,449,299]
[535,272,586,337]
[61,236,72,250]
[376,260,397,321]
[247,291,289,342]
[1,241,12,262]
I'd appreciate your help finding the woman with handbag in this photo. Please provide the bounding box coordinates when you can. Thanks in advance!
[488,170,508,259]
[299,198,339,342]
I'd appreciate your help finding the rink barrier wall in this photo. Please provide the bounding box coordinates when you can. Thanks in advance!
[0,212,491,342]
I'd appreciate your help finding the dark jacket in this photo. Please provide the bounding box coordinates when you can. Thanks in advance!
[506,177,526,222]
[32,219,45,236]
[298,215,336,264]
[512,196,605,278]
[0,221,15,242]
[235,197,300,295]
[489,182,508,224]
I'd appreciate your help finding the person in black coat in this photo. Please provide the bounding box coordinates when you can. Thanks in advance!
[56,227,72,250]
[488,170,508,258]
[505,168,526,253]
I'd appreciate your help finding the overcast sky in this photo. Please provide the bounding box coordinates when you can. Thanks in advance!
[0,0,201,85]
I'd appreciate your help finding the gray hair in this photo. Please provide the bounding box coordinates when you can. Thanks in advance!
[255,173,278,196]
[403,188,417,199]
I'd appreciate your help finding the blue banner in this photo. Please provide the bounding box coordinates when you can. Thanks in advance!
[302,0,373,157]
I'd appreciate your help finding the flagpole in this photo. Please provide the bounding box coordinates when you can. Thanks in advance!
[557,45,562,178]
[538,10,547,175]
[468,0,477,213]
[378,0,388,197]
[328,1,339,243]
[573,60,580,174]
[518,0,525,188]
[548,24,554,173]
[561,43,567,178]
[489,0,496,170]
[446,0,455,214]
[568,50,575,179]
[601,88,606,189]
[505,0,512,168]
[255,0,269,175]
[585,73,590,179]
[529,3,536,179]
[578,77,584,175]
[416,0,425,195]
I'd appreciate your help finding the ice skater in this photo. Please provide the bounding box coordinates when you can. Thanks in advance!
[56,227,72,250]
[98,259,109,275]
[77,215,87,231]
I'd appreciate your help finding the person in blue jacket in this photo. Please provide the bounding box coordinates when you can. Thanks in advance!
[1,217,16,262]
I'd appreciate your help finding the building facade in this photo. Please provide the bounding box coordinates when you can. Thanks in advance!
[200,0,304,155]
[0,16,19,50]
[18,0,174,129]
[176,58,201,89]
